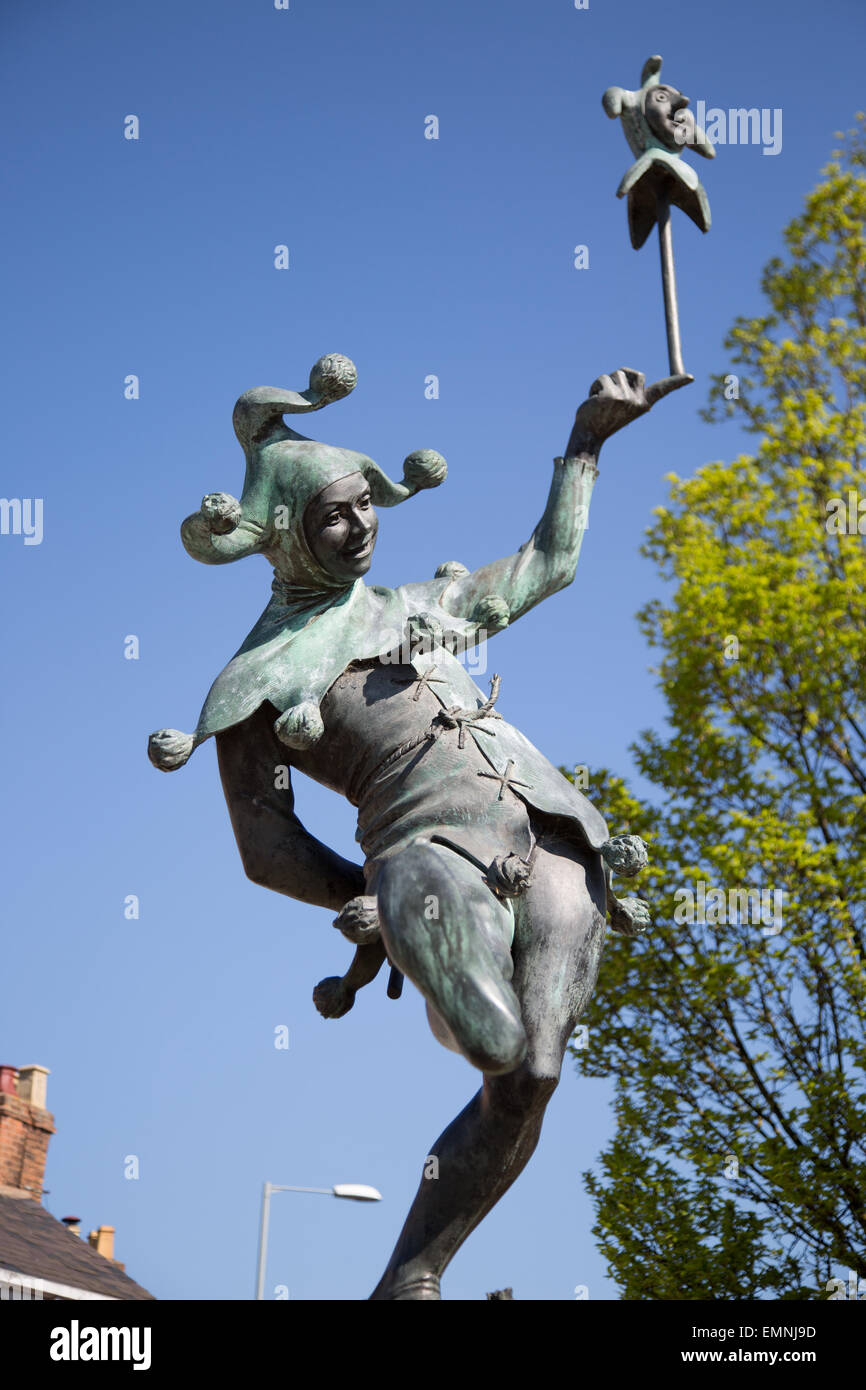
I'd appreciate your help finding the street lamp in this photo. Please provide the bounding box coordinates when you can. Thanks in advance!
[255,1180,382,1300]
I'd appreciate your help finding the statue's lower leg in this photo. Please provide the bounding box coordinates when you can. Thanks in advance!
[369,1061,557,1300]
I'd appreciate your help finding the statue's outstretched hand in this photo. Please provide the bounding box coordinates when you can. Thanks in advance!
[568,368,692,454]
[201,492,242,535]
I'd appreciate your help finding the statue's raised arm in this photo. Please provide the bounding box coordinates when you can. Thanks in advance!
[439,367,690,629]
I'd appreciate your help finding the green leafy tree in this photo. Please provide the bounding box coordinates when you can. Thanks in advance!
[572,118,866,1300]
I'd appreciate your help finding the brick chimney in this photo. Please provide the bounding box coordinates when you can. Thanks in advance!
[0,1065,55,1200]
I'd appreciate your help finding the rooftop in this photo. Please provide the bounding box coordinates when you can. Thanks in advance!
[0,1191,155,1300]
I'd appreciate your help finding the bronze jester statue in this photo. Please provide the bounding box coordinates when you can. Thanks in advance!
[148,351,688,1299]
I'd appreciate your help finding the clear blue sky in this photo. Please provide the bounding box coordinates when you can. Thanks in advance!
[2,0,863,1301]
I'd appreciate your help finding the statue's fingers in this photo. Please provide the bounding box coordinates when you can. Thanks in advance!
[645,373,694,406]
[611,368,646,404]
[618,367,646,396]
[610,369,631,394]
[589,373,616,398]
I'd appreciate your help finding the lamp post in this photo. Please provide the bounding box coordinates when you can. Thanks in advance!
[255,1180,382,1300]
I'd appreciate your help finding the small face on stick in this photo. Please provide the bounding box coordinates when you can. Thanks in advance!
[304,472,379,581]
[644,83,690,150]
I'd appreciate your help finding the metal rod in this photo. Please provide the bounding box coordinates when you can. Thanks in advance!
[270,1185,334,1195]
[656,193,685,376]
[255,1180,272,1301]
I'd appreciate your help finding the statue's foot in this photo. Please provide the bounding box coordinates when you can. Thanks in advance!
[369,1272,441,1301]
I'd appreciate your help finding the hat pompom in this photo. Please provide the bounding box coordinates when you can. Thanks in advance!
[486,852,533,898]
[602,834,649,877]
[333,895,380,945]
[148,728,195,772]
[312,976,356,1019]
[274,701,325,750]
[473,594,510,633]
[308,353,357,404]
[435,561,470,579]
[403,449,447,490]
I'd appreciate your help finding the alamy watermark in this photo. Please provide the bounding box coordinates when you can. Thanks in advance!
[673,881,785,936]
[1,1276,44,1299]
[50,1323,152,1370]
[675,102,782,157]
[825,490,866,535]
[1,497,43,545]
[826,1269,866,1300]
[377,621,489,676]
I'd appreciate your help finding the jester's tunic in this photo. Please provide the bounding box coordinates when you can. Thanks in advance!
[287,648,609,883]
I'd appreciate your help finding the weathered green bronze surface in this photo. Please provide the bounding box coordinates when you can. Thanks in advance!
[147,353,684,1298]
[148,60,703,1295]
[603,54,715,375]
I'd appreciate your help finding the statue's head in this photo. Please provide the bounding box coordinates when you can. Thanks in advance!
[229,356,446,594]
[643,83,690,150]
[603,57,710,165]
[303,471,378,583]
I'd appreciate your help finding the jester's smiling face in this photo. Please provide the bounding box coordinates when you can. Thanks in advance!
[644,83,691,150]
[304,472,379,582]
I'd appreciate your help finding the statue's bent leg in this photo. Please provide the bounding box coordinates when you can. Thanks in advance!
[374,839,526,1076]
[369,825,607,1300]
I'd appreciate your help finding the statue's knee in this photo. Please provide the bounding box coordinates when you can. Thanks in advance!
[425,971,528,1076]
[489,1055,561,1113]
[464,1019,528,1077]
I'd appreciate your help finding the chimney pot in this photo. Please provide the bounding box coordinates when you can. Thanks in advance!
[92,1225,116,1262]
[61,1216,81,1237]
[17,1065,49,1110]
[0,1066,17,1096]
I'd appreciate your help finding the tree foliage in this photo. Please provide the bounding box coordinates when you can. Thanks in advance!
[572,118,866,1300]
